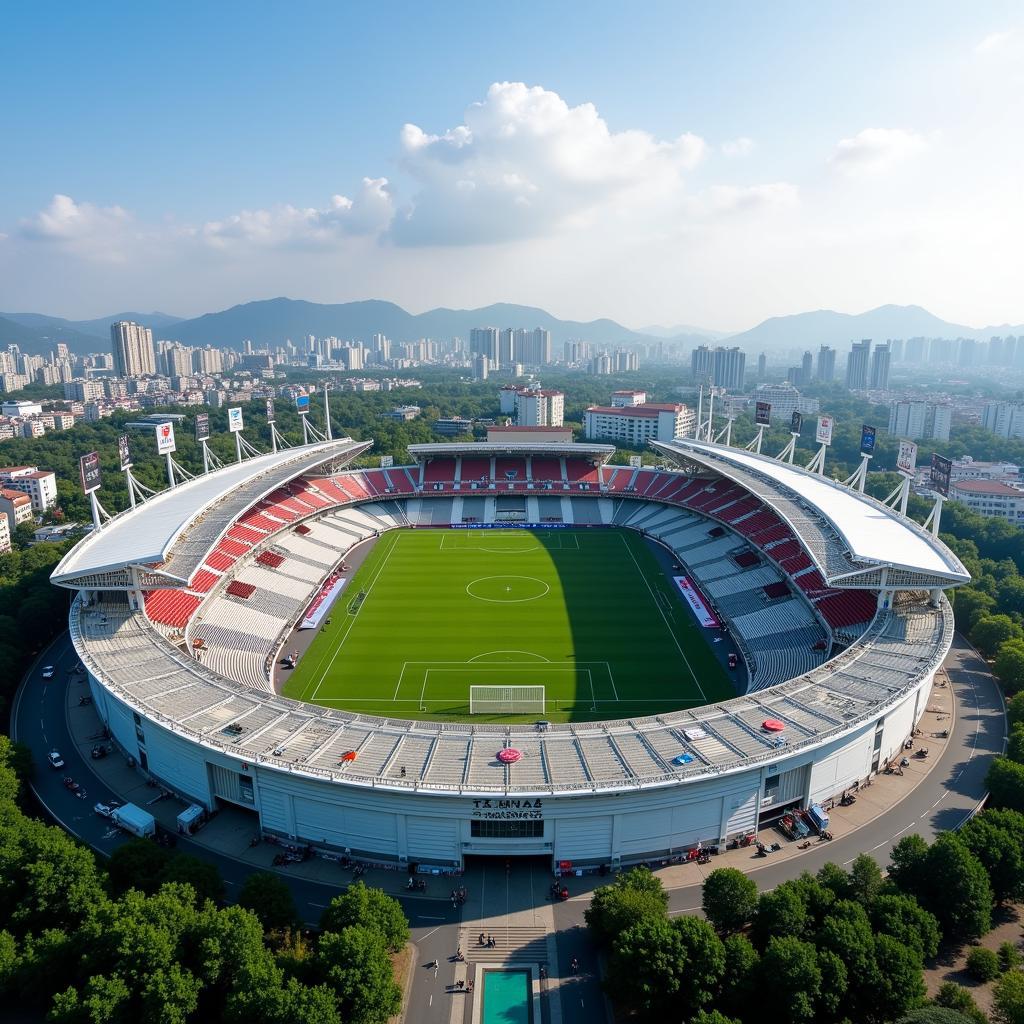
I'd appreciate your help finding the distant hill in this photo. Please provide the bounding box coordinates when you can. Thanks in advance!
[0,315,103,355]
[1,310,183,341]
[637,323,730,341]
[722,304,1024,353]
[165,297,697,349]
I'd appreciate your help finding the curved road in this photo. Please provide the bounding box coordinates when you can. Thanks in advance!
[12,631,1006,1024]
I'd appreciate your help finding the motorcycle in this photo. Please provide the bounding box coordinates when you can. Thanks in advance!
[839,792,856,807]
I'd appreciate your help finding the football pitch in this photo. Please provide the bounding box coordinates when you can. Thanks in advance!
[282,527,735,723]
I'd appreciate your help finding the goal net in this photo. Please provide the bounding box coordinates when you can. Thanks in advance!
[469,685,546,715]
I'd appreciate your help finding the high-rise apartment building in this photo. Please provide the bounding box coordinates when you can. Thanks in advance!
[982,402,1024,440]
[470,328,499,368]
[870,342,891,389]
[846,339,871,390]
[816,345,836,382]
[887,400,952,442]
[110,321,156,377]
[498,329,514,367]
[529,327,551,365]
[713,347,746,389]
[757,353,767,379]
[691,345,713,382]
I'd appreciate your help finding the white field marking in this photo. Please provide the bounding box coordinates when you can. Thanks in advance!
[467,650,551,662]
[606,662,621,701]
[615,532,706,701]
[308,530,404,701]
[464,575,550,603]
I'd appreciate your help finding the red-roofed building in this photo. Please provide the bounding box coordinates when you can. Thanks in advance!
[0,487,34,537]
[0,465,58,512]
[949,479,1024,523]
[584,402,695,444]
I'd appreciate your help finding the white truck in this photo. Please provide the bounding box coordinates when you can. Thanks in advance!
[110,802,157,839]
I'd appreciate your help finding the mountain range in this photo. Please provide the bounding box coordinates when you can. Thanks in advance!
[0,299,1020,358]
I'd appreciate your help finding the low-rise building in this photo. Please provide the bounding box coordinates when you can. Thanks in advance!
[485,425,574,444]
[0,487,34,536]
[949,479,1024,523]
[948,457,1020,483]
[0,513,9,553]
[584,403,695,444]
[383,405,421,422]
[611,390,647,407]
[0,466,58,512]
[433,417,475,437]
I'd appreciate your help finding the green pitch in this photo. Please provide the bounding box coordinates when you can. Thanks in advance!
[282,527,735,723]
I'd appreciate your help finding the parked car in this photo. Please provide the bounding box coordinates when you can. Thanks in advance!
[41,666,55,680]
[94,803,114,819]
[47,750,64,769]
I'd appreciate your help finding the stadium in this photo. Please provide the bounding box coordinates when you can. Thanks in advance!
[51,432,969,869]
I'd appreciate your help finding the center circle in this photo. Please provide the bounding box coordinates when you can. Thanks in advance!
[465,575,550,603]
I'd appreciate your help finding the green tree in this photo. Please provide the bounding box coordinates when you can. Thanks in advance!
[888,834,931,900]
[874,933,927,1020]
[605,915,725,1020]
[702,868,759,934]
[922,834,993,941]
[994,642,1024,693]
[987,758,1024,812]
[237,873,298,932]
[999,941,1022,973]
[585,866,668,947]
[933,982,988,1024]
[719,934,759,1020]
[106,837,171,896]
[318,882,408,952]
[159,853,225,903]
[754,883,807,947]
[316,925,402,1024]
[961,809,1024,904]
[953,590,997,633]
[1007,691,1024,731]
[972,616,1024,659]
[756,936,822,1024]
[897,1008,976,1024]
[870,893,941,961]
[691,1012,741,1024]
[993,971,1024,1024]
[848,853,884,906]
[966,946,1000,982]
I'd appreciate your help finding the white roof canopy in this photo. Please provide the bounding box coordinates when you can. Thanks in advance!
[656,439,968,585]
[52,439,366,587]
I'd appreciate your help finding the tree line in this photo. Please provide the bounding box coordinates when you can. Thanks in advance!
[588,808,1024,1024]
[0,735,409,1024]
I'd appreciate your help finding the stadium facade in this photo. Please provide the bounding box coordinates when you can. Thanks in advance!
[51,436,967,868]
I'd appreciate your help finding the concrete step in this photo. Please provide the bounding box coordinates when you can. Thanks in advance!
[462,926,549,964]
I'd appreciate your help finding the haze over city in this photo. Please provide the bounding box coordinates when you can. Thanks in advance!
[1,1,1022,330]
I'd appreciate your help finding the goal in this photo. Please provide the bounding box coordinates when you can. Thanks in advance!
[469,685,546,715]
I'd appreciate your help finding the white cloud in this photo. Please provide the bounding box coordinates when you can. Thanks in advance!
[198,178,394,249]
[391,81,707,246]
[18,194,137,261]
[721,137,755,158]
[830,128,928,176]
[707,182,798,213]
[975,30,1012,53]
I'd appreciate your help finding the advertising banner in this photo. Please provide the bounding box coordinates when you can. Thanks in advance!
[265,397,275,423]
[295,394,310,415]
[227,407,244,433]
[815,415,834,445]
[860,424,877,455]
[156,421,176,455]
[790,411,803,435]
[755,401,772,426]
[117,433,131,471]
[194,413,210,442]
[930,453,952,497]
[79,452,101,494]
[628,455,643,468]
[673,577,721,628]
[897,439,919,477]
[380,455,394,468]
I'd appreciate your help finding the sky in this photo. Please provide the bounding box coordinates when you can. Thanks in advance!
[1,1,1022,331]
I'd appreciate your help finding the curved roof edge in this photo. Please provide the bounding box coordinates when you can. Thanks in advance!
[52,438,370,587]
[654,438,969,586]
[407,442,616,461]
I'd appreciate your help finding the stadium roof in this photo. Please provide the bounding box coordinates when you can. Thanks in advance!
[51,438,368,588]
[654,438,969,586]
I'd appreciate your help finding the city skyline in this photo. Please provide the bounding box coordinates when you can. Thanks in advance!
[1,2,1022,330]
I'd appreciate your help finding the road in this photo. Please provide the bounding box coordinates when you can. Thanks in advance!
[12,631,1006,1024]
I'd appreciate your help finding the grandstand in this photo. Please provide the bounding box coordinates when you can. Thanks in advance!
[50,435,968,867]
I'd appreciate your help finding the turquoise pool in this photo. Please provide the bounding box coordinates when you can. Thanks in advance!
[482,968,532,1024]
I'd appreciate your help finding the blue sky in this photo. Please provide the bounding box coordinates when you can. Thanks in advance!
[1,1,1022,328]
